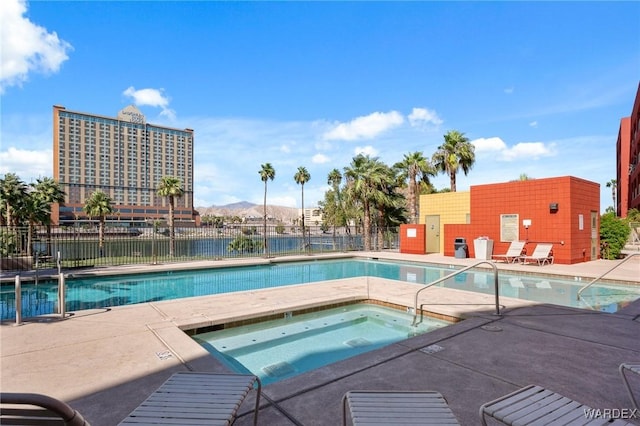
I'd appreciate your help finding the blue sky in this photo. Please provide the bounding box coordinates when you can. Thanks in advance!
[1,1,639,212]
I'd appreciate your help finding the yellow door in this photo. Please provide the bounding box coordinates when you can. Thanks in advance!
[425,215,440,253]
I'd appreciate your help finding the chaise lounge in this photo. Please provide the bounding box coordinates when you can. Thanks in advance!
[0,392,89,425]
[342,390,460,425]
[519,243,554,266]
[118,372,261,426]
[620,363,640,410]
[479,384,635,425]
[492,241,527,264]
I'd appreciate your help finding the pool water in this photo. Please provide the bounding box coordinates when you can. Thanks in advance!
[193,304,451,385]
[1,259,639,320]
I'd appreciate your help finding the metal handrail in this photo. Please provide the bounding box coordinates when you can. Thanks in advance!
[577,253,639,300]
[411,261,500,326]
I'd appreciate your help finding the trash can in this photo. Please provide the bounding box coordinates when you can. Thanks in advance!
[454,237,468,258]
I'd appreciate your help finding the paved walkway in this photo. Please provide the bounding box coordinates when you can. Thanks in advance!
[1,252,639,425]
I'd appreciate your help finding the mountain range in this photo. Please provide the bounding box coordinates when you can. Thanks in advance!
[195,201,300,223]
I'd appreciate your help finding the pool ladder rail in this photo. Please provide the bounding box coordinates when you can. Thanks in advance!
[411,261,501,327]
[576,252,639,304]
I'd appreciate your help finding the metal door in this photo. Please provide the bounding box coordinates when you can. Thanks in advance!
[425,215,440,253]
[591,211,598,260]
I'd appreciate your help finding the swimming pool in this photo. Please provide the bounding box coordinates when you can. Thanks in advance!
[1,258,638,320]
[193,303,452,385]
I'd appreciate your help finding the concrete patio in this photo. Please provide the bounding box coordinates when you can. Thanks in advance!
[1,252,639,425]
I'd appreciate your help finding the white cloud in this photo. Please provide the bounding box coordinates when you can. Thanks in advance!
[0,147,51,180]
[472,137,508,153]
[0,0,72,93]
[354,145,379,157]
[408,107,443,128]
[502,142,556,160]
[123,86,176,120]
[472,137,556,161]
[312,153,330,164]
[529,121,538,127]
[323,111,404,141]
[504,87,514,94]
[280,144,291,153]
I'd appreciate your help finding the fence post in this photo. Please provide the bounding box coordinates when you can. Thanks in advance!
[58,273,66,318]
[15,275,22,326]
[56,251,61,275]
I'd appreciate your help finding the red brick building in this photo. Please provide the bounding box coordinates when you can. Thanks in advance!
[616,82,640,217]
[434,176,600,264]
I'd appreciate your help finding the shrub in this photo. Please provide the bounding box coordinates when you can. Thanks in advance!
[227,235,263,253]
[599,212,630,259]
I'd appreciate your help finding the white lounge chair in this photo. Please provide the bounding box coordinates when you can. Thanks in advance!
[508,277,525,288]
[492,241,526,263]
[620,363,640,410]
[343,391,460,425]
[480,384,635,425]
[519,243,554,266]
[0,392,89,425]
[535,280,552,289]
[118,372,261,426]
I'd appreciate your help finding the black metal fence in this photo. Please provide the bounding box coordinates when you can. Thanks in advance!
[0,224,400,272]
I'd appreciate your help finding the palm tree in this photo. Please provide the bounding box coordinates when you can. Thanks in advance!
[606,179,617,214]
[370,163,398,250]
[326,169,343,247]
[393,151,435,224]
[23,193,50,256]
[432,130,475,192]
[0,173,28,228]
[294,166,311,251]
[83,190,114,257]
[157,176,184,257]
[344,154,389,251]
[31,177,66,257]
[259,163,275,255]
[0,173,28,255]
[518,173,533,181]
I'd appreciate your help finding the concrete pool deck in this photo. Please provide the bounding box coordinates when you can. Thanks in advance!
[1,252,639,425]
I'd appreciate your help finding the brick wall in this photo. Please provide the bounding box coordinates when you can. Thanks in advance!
[422,176,600,264]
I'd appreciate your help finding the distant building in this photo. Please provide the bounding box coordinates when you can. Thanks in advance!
[300,207,323,225]
[616,82,640,217]
[52,105,196,226]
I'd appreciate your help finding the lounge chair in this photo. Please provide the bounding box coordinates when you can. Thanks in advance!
[342,390,460,425]
[0,392,89,425]
[535,280,552,289]
[519,243,554,266]
[492,241,526,263]
[620,363,640,410]
[480,384,635,425]
[118,372,261,426]
[508,277,525,288]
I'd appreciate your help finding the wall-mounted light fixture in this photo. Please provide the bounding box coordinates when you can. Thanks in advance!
[549,203,559,213]
[522,219,532,241]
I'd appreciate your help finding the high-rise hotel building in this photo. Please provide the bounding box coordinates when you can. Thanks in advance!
[52,105,196,226]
